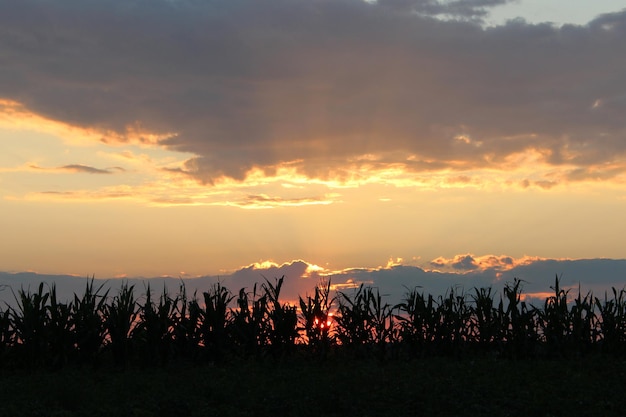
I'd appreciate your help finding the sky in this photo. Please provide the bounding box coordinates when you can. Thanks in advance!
[1,0,626,305]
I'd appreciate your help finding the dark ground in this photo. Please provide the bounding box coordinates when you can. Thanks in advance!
[1,356,625,417]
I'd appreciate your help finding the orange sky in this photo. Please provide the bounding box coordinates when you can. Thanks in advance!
[1,1,626,295]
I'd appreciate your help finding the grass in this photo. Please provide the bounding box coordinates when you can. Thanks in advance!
[0,356,625,417]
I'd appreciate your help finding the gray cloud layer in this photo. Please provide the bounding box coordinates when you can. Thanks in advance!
[2,258,626,308]
[1,0,625,183]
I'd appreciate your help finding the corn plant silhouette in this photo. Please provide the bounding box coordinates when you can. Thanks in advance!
[229,284,269,358]
[336,285,394,359]
[595,287,626,356]
[263,276,298,357]
[299,279,334,358]
[395,288,437,357]
[171,283,203,361]
[199,282,234,362]
[71,278,109,367]
[103,283,138,367]
[495,278,538,358]
[432,288,473,357]
[46,284,74,368]
[470,286,501,354]
[135,284,178,366]
[1,275,626,368]
[11,283,50,367]
[0,307,12,365]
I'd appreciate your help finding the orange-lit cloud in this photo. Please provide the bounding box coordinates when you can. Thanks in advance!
[8,148,626,210]
[428,254,541,273]
[0,99,173,147]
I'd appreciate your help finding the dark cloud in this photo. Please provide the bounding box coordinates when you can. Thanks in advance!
[1,0,625,183]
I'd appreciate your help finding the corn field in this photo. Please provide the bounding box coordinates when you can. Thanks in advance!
[0,275,625,369]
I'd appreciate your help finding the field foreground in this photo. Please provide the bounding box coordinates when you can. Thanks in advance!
[1,357,625,417]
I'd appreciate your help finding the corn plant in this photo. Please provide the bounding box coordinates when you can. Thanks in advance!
[46,284,74,368]
[0,307,13,365]
[229,284,269,357]
[171,283,202,360]
[10,283,50,366]
[470,286,502,354]
[2,275,626,366]
[534,276,597,358]
[198,283,234,361]
[335,284,372,352]
[263,277,299,356]
[335,285,394,358]
[568,285,597,356]
[595,287,626,356]
[71,278,109,366]
[0,286,13,355]
[433,288,472,356]
[395,288,438,357]
[135,284,178,366]
[103,283,138,367]
[539,276,572,357]
[299,280,334,357]
[366,288,393,357]
[500,279,541,358]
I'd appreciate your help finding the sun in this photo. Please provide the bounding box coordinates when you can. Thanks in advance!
[313,315,333,330]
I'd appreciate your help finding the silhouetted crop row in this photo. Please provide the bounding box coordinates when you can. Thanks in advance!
[0,276,625,368]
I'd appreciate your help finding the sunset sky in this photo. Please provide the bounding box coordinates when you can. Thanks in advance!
[1,0,626,303]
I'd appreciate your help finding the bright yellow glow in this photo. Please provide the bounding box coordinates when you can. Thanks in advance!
[303,263,326,278]
[250,260,281,270]
[384,257,403,268]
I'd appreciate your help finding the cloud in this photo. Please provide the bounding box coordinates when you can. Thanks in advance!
[378,0,514,20]
[36,190,133,200]
[21,166,340,207]
[215,193,336,209]
[451,254,479,270]
[30,164,123,174]
[3,256,626,308]
[429,254,521,272]
[1,1,625,186]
